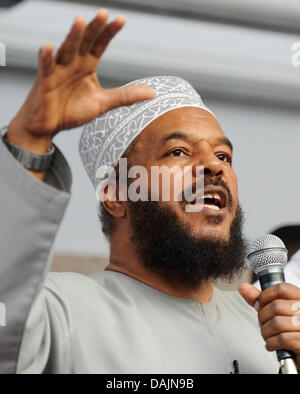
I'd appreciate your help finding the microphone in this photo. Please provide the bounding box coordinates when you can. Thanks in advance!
[247,234,298,374]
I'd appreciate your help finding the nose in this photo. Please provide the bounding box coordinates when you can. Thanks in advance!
[194,152,224,178]
[199,165,222,177]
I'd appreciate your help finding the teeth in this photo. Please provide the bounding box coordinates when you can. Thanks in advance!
[203,204,220,211]
[202,192,223,210]
[204,193,221,200]
[195,192,224,210]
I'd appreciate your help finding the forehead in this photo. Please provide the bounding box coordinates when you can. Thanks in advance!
[133,107,226,150]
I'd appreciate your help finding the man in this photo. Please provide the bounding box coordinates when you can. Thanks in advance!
[1,10,300,374]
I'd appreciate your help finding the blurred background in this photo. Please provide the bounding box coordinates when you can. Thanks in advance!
[0,0,300,285]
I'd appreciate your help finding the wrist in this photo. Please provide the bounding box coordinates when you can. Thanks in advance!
[6,115,53,155]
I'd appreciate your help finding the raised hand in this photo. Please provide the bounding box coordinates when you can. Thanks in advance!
[6,10,155,154]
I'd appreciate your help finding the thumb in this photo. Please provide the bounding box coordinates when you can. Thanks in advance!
[102,85,155,112]
[238,282,261,311]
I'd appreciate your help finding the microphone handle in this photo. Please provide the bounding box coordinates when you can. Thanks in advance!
[258,267,298,374]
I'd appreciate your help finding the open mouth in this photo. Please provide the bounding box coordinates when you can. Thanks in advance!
[189,190,227,211]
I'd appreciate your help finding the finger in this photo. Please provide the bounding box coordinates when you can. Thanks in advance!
[39,44,55,78]
[102,85,155,112]
[258,299,299,325]
[238,282,261,311]
[265,332,300,354]
[91,16,126,58]
[261,315,300,339]
[79,10,109,56]
[259,283,300,309]
[56,16,86,65]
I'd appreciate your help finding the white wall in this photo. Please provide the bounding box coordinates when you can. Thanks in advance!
[207,97,300,241]
[1,67,299,257]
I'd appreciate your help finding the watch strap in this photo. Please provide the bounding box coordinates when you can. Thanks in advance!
[1,131,55,172]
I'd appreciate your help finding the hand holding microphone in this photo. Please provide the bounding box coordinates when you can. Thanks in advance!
[239,234,300,374]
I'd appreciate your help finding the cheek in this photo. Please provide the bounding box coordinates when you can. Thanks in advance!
[230,173,239,209]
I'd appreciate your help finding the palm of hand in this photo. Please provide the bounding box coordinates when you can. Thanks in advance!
[13,10,154,141]
[40,58,102,133]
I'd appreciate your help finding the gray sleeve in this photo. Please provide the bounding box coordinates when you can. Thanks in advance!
[0,137,72,374]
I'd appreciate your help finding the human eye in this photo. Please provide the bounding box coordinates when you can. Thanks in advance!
[217,153,232,164]
[166,148,187,157]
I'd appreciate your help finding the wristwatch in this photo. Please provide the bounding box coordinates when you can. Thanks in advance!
[1,128,55,172]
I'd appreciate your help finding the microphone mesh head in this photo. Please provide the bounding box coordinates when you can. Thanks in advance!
[247,234,288,274]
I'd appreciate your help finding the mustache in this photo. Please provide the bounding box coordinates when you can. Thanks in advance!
[181,176,233,208]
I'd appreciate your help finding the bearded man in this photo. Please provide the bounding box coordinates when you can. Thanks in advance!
[1,10,300,374]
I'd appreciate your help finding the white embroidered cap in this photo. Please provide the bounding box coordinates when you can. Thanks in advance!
[79,75,215,190]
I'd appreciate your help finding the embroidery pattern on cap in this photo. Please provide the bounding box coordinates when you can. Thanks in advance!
[79,76,212,188]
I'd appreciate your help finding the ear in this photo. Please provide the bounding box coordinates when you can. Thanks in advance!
[99,183,126,219]
[102,199,126,219]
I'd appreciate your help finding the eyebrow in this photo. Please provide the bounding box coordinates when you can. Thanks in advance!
[161,131,189,143]
[217,137,233,152]
[161,132,233,151]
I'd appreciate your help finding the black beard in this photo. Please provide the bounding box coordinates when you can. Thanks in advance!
[128,201,247,287]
